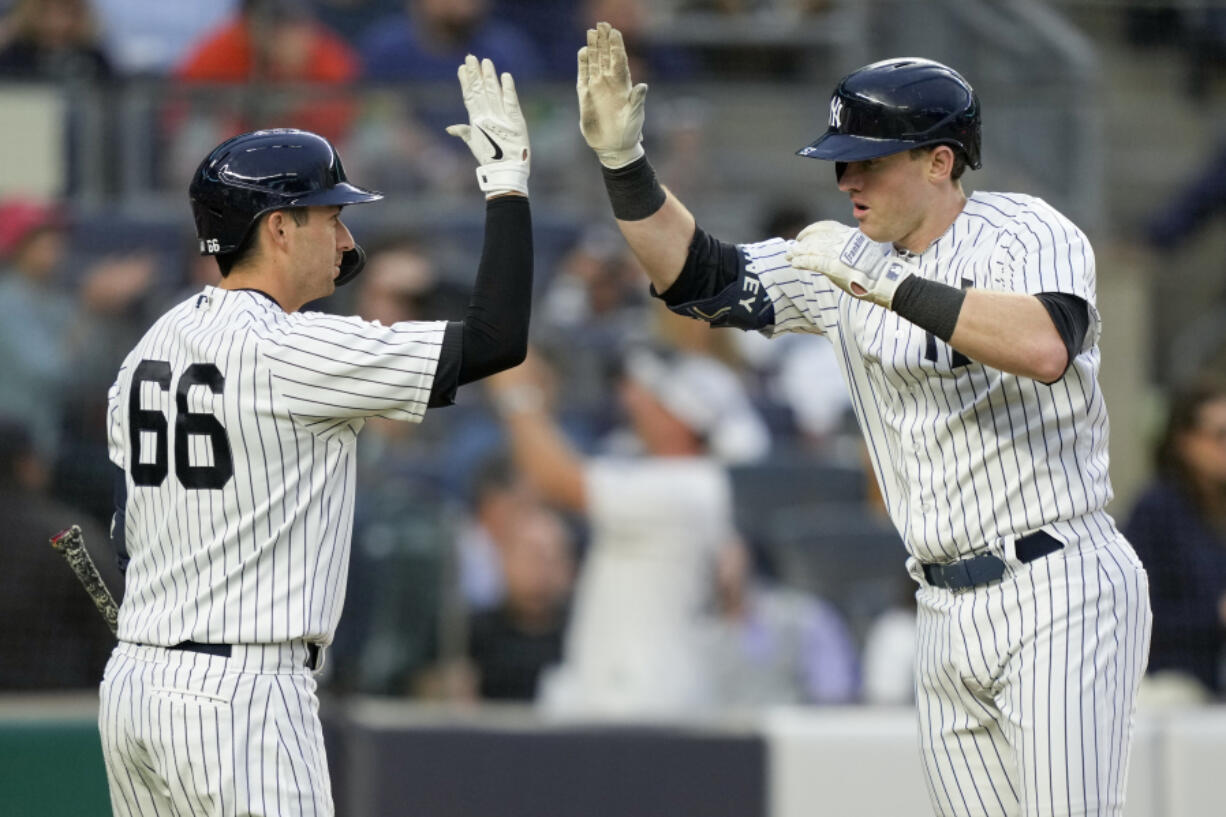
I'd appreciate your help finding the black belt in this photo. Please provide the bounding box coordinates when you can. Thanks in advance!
[921,530,1063,591]
[168,640,231,658]
[166,640,322,670]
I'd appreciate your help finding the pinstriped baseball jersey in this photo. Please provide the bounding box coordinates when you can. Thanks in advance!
[727,189,1152,817]
[106,285,445,648]
[746,191,1112,564]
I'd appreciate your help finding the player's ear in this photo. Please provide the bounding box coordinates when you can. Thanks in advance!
[264,211,292,251]
[928,145,955,183]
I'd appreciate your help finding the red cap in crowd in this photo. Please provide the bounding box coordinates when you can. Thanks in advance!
[0,199,65,259]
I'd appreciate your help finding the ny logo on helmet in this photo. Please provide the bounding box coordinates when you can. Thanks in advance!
[828,96,844,128]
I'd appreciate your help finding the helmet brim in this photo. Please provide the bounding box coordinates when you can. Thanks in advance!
[796,133,915,162]
[289,181,384,208]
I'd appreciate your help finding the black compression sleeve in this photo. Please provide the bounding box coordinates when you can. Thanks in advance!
[427,197,532,404]
[458,196,533,384]
[654,224,742,305]
[1035,292,1090,364]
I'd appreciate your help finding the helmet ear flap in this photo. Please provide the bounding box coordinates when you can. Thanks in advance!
[335,245,366,287]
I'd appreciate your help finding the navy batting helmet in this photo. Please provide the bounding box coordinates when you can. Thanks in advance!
[189,128,384,285]
[797,57,981,170]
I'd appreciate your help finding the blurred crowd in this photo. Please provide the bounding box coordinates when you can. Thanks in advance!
[3,0,1226,716]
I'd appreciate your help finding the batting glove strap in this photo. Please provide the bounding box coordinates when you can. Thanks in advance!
[597,142,645,170]
[476,159,530,197]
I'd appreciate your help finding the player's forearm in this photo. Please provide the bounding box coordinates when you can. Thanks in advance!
[456,196,533,384]
[947,290,1070,383]
[493,397,587,512]
[597,154,696,292]
[615,190,696,293]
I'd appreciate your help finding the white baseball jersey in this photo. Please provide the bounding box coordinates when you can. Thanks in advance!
[101,285,445,817]
[106,286,445,647]
[751,191,1112,564]
[738,191,1152,816]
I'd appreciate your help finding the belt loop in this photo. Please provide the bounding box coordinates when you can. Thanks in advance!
[1002,532,1020,568]
[305,643,325,673]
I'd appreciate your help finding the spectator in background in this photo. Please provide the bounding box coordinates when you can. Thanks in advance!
[535,225,652,413]
[487,345,770,716]
[455,453,538,613]
[172,0,359,144]
[467,503,574,701]
[352,234,470,323]
[1146,137,1226,253]
[0,418,118,689]
[309,0,401,44]
[705,539,859,706]
[0,0,113,81]
[1124,376,1226,699]
[328,235,475,694]
[0,198,152,464]
[579,0,693,81]
[91,0,235,76]
[359,0,544,82]
[732,203,853,452]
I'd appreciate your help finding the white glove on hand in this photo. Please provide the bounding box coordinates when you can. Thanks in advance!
[577,21,647,169]
[786,221,916,308]
[446,55,530,197]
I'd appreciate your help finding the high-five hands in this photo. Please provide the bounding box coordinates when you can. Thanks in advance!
[786,221,916,308]
[447,55,530,197]
[577,21,648,169]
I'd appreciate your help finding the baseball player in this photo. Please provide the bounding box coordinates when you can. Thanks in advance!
[577,22,1152,817]
[98,56,531,817]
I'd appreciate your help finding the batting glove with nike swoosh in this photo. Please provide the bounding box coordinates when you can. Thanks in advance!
[446,55,531,197]
[577,21,648,169]
[785,221,917,309]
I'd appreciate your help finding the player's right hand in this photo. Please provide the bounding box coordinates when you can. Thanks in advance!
[786,221,916,309]
[446,54,530,197]
[577,21,648,169]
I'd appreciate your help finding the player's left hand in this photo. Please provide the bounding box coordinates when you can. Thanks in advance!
[446,55,530,197]
[786,221,915,308]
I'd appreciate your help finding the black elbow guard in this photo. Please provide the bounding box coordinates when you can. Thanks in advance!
[652,226,775,330]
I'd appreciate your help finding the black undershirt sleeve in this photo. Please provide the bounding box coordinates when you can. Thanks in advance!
[1035,292,1090,370]
[654,224,743,306]
[427,196,532,407]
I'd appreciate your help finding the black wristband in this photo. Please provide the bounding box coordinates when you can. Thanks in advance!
[601,155,667,221]
[891,276,966,342]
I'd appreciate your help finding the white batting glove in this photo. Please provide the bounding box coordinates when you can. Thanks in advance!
[446,55,530,197]
[786,221,916,309]
[577,21,648,169]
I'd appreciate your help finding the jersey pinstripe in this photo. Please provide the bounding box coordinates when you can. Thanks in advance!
[105,285,446,648]
[747,191,1112,564]
[730,189,1151,816]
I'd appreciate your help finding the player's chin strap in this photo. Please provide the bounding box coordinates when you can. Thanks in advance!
[335,245,367,287]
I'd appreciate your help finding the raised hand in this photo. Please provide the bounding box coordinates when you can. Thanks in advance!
[446,54,530,197]
[577,21,648,169]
